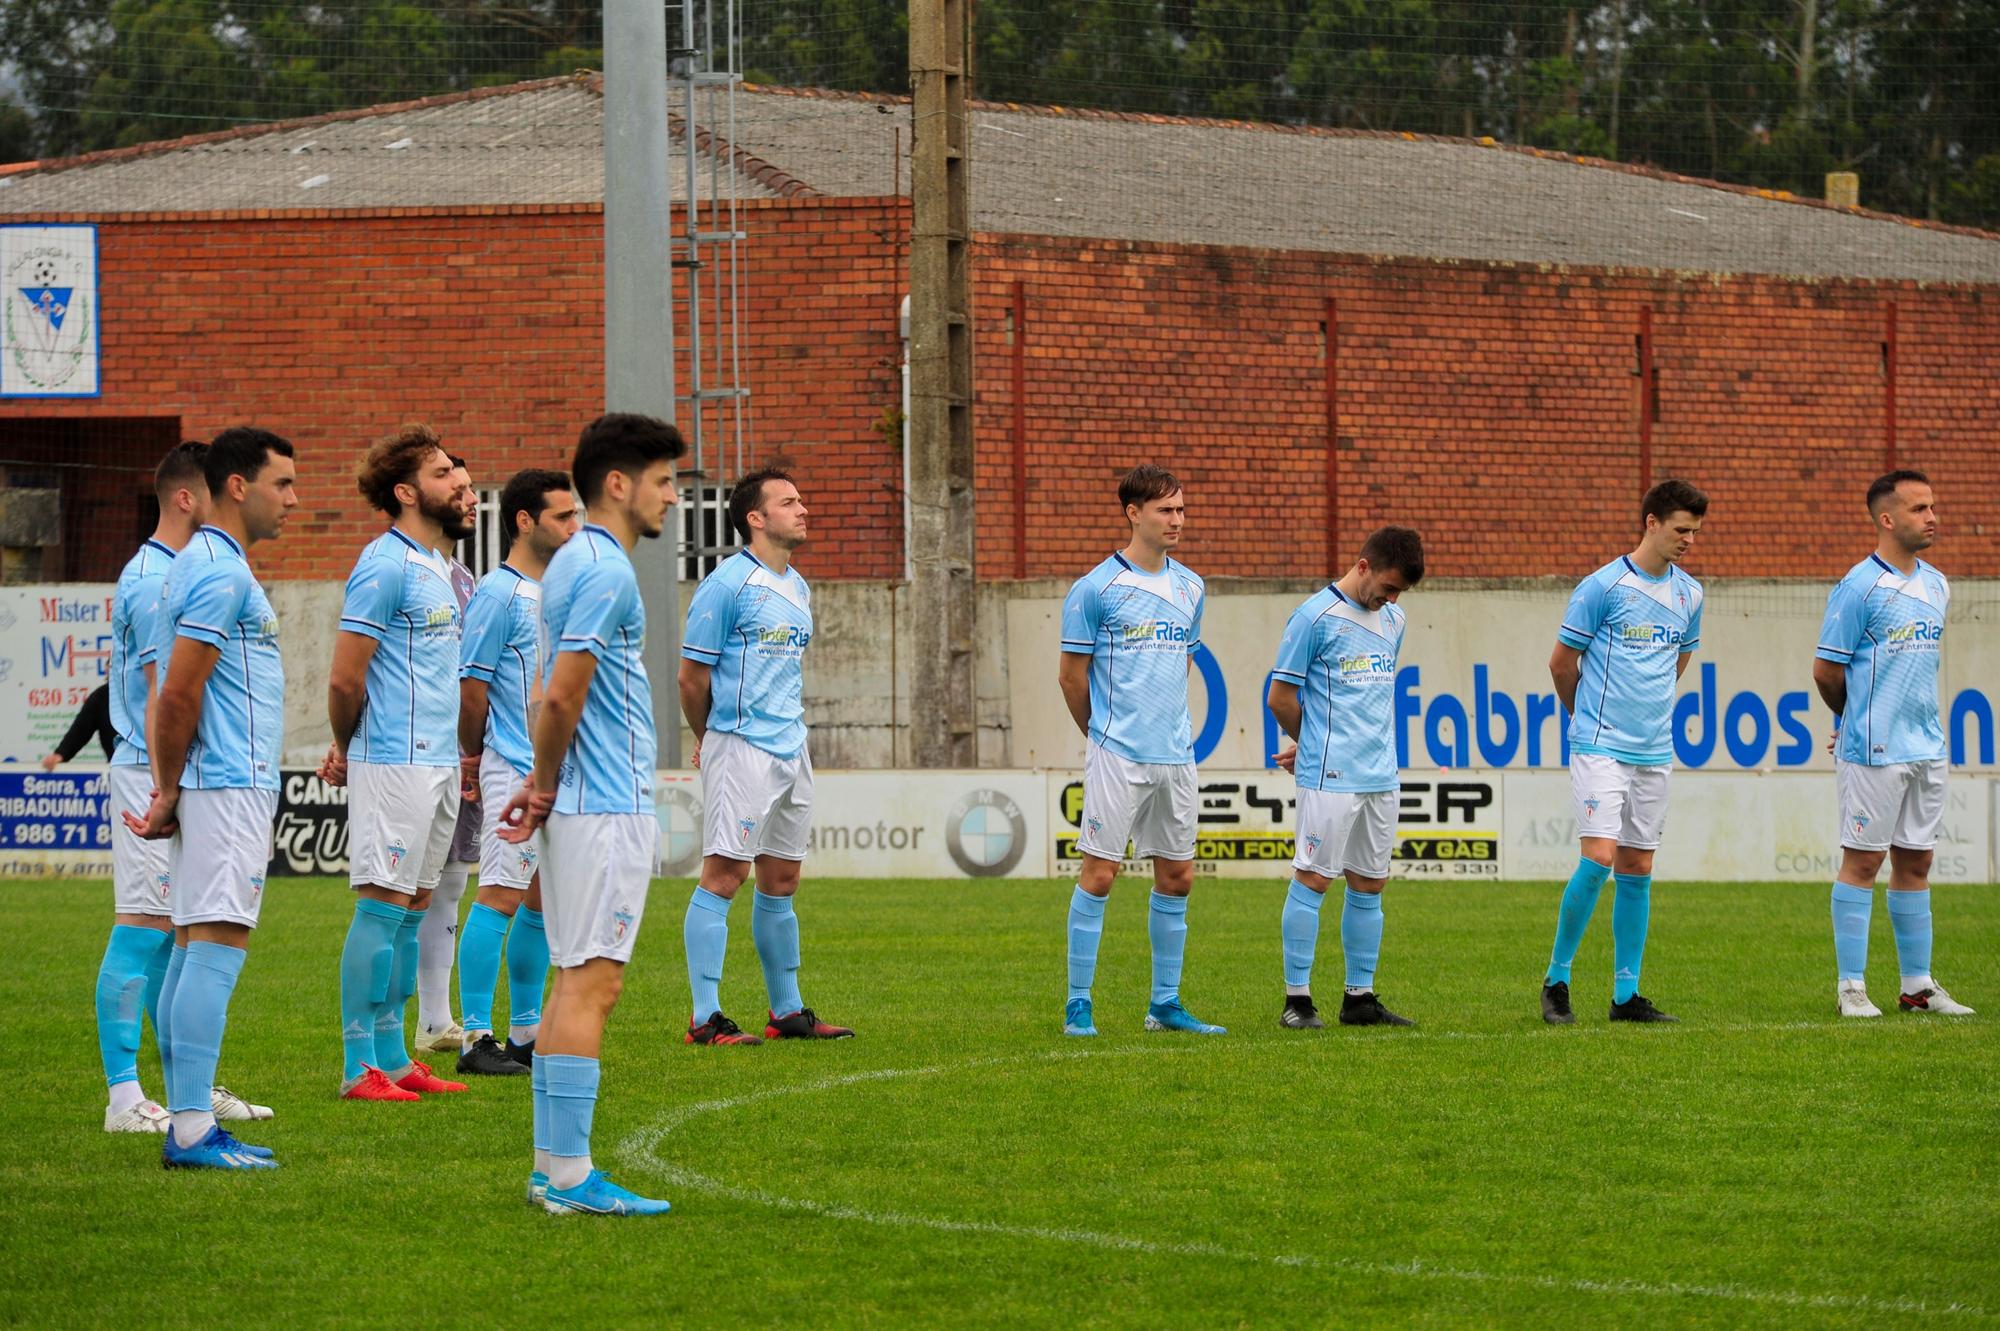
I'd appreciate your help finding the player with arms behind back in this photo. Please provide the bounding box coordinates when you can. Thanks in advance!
[1058,465,1222,1038]
[453,469,579,1075]
[125,426,297,1170]
[1813,470,1972,1018]
[678,468,854,1046]
[497,413,683,1216]
[1540,480,1707,1026]
[1267,527,1425,1030]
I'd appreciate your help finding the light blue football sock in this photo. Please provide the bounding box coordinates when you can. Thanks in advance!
[1887,888,1932,981]
[1281,879,1324,988]
[1831,883,1873,982]
[457,902,510,1037]
[1067,886,1106,1001]
[1611,873,1651,1003]
[96,925,167,1088]
[751,889,804,1018]
[166,941,245,1115]
[1148,890,1188,1005]
[543,1053,601,1161]
[1546,857,1612,984]
[339,898,403,1079]
[374,905,423,1074]
[530,1053,551,1152]
[155,944,186,1092]
[142,929,170,1044]
[507,907,550,1031]
[684,888,732,1021]
[1341,887,1384,990]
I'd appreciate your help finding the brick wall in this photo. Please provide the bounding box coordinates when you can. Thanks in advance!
[4,200,1994,585]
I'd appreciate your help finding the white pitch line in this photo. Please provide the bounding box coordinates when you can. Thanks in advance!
[615,1041,1989,1320]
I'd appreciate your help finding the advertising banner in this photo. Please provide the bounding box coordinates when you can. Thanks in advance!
[0,766,112,878]
[1045,769,1505,880]
[0,585,117,764]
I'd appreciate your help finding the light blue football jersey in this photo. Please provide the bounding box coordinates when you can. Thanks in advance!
[1816,554,1949,766]
[1060,553,1206,765]
[1271,585,1406,792]
[460,564,542,778]
[153,527,284,791]
[339,528,461,768]
[109,539,175,769]
[1557,556,1704,767]
[540,525,655,815]
[681,549,813,760]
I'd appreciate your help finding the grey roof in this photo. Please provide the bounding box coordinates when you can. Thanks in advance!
[4,76,1995,283]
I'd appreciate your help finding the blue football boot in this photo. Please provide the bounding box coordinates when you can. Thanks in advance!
[1063,997,1097,1037]
[1144,998,1226,1035]
[162,1124,279,1170]
[526,1170,548,1206]
[542,1170,672,1217]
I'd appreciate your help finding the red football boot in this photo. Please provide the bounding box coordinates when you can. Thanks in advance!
[764,1008,855,1040]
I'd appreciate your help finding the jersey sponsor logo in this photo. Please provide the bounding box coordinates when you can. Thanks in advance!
[757,625,811,648]
[1122,620,1192,645]
[1884,621,1942,646]
[1618,623,1685,646]
[1337,652,1396,676]
[422,604,456,630]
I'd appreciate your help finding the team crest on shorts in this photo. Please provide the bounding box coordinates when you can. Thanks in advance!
[517,846,537,874]
[386,841,408,871]
[1302,833,1322,858]
[1087,816,1103,838]
[1582,797,1601,820]
[612,907,635,942]
[156,872,171,901]
[249,874,265,899]
[1851,814,1870,838]
[737,816,757,843]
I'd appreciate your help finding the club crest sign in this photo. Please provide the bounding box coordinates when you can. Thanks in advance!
[2,225,99,397]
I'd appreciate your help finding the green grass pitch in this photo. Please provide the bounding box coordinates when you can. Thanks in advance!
[4,875,1996,1329]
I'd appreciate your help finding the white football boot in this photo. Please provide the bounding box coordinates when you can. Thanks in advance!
[211,1085,275,1121]
[104,1098,171,1133]
[415,1022,466,1054]
[1836,980,1882,1019]
[1898,981,1975,1016]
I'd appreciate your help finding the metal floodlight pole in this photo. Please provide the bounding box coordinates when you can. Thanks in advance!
[605,0,682,766]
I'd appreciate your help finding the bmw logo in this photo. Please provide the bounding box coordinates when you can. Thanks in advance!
[654,786,704,876]
[946,789,1028,878]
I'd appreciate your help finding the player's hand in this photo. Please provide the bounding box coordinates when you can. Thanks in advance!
[496,781,555,842]
[317,743,348,786]
[38,752,61,772]
[1272,744,1298,774]
[460,752,482,803]
[1826,731,1837,755]
[690,737,702,770]
[122,786,180,840]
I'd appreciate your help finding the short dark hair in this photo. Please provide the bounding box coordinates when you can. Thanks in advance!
[1641,478,1708,527]
[154,440,208,498]
[448,453,468,471]
[204,427,294,496]
[728,467,796,543]
[356,424,446,516]
[1867,469,1930,515]
[1118,464,1182,515]
[498,468,572,554]
[570,413,686,506]
[1358,526,1425,584]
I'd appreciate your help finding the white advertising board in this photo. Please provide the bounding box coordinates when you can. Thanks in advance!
[0,585,117,764]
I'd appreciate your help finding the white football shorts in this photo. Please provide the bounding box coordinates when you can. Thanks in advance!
[168,787,277,928]
[347,762,459,894]
[699,730,813,863]
[109,765,172,917]
[1836,758,1946,852]
[541,812,657,968]
[1293,787,1398,881]
[1570,752,1672,850]
[1076,742,1198,863]
[477,749,541,890]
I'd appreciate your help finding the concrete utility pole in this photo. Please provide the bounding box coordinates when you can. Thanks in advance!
[604,1,682,766]
[907,0,978,768]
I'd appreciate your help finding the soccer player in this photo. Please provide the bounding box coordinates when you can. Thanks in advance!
[124,426,296,1170]
[496,414,681,1216]
[1814,470,1973,1018]
[1268,527,1425,1030]
[97,442,208,1132]
[1540,479,1707,1025]
[414,456,483,1052]
[454,468,578,1075]
[1058,464,1222,1038]
[326,426,470,1101]
[678,468,854,1046]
